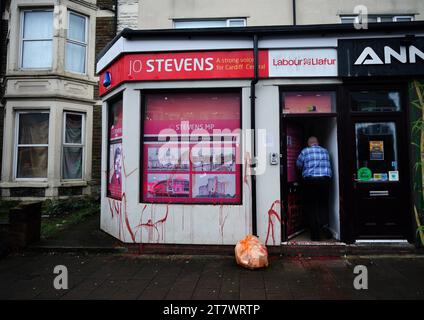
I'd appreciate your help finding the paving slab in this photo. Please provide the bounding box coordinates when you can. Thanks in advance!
[0,252,423,300]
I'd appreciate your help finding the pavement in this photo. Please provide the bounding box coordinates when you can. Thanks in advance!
[30,213,125,252]
[1,252,423,300]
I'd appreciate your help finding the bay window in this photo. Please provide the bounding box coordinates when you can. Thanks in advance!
[142,91,241,204]
[21,9,53,69]
[15,112,49,179]
[62,112,85,180]
[66,11,88,74]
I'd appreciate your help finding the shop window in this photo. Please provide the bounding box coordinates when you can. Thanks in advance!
[350,91,401,112]
[15,111,49,179]
[66,11,88,74]
[107,98,123,199]
[142,92,241,204]
[62,112,85,180]
[21,9,53,69]
[282,91,336,114]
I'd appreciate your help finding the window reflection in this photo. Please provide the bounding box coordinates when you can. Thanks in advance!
[351,91,401,112]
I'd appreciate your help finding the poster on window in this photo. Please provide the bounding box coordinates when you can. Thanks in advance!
[192,174,236,199]
[143,93,240,136]
[108,142,122,199]
[211,146,236,172]
[146,174,190,198]
[147,145,189,171]
[369,140,384,161]
[142,92,241,203]
[286,124,303,182]
[109,100,123,140]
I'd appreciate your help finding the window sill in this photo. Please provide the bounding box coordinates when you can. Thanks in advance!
[0,182,49,188]
[60,181,88,187]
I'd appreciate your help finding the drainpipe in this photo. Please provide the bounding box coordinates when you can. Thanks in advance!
[292,0,297,25]
[250,34,259,236]
[114,0,118,34]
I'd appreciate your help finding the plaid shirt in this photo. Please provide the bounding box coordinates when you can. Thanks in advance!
[296,145,332,178]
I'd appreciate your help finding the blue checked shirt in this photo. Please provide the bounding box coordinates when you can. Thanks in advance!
[296,145,332,178]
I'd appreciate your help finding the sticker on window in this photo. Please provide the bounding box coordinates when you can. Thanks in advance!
[369,140,384,161]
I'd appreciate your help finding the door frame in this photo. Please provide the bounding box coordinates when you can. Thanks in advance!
[279,85,343,242]
[342,81,414,242]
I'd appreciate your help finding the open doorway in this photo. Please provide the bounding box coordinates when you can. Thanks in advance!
[282,116,340,242]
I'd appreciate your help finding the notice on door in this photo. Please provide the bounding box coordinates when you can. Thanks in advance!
[369,140,384,161]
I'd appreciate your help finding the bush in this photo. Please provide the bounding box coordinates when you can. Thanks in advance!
[42,196,99,217]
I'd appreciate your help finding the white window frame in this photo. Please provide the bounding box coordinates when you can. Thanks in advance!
[14,110,50,181]
[340,14,414,24]
[393,15,414,22]
[340,16,357,24]
[62,111,86,181]
[20,8,54,70]
[65,10,89,74]
[226,18,247,27]
[173,18,246,29]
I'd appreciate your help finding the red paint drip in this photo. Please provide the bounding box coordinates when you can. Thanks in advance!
[265,200,282,245]
[134,204,169,243]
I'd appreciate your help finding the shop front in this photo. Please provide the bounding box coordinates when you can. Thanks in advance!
[96,23,424,247]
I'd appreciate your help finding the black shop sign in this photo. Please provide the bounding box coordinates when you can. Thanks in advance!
[338,37,424,77]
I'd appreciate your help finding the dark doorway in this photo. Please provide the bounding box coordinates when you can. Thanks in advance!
[281,116,340,242]
[346,86,412,239]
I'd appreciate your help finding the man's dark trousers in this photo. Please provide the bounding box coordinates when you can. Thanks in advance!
[302,176,330,241]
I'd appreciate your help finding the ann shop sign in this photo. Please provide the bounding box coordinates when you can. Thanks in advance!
[338,37,424,77]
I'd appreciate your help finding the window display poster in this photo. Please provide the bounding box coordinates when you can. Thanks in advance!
[369,140,384,161]
[191,145,236,172]
[192,174,236,199]
[144,92,240,135]
[286,124,303,182]
[147,145,189,172]
[108,142,122,199]
[142,92,241,203]
[146,174,190,198]
[109,99,123,140]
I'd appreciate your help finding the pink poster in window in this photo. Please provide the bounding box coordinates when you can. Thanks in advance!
[144,92,240,135]
[108,142,122,199]
[109,100,123,140]
[286,124,303,182]
[142,92,241,204]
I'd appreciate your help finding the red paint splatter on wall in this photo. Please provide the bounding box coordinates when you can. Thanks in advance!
[218,205,229,242]
[243,152,252,233]
[265,200,282,245]
[107,152,169,243]
[134,205,169,243]
[244,152,252,193]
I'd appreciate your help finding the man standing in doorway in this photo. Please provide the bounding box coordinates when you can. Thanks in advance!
[296,136,332,241]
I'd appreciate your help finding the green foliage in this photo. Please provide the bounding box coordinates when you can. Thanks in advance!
[42,196,99,217]
[40,196,100,239]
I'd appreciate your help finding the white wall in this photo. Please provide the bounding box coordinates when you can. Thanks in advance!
[100,80,257,245]
[320,117,340,239]
[254,84,282,245]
